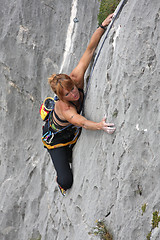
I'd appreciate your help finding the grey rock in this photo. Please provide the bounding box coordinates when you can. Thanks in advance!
[0,0,160,240]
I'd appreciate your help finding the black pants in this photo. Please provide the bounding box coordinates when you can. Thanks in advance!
[48,145,73,190]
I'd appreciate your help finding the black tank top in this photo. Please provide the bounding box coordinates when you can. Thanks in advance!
[50,88,84,130]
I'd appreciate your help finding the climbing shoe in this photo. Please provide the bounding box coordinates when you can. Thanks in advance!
[58,184,66,196]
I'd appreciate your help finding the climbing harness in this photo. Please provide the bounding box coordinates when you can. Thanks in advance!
[42,124,81,149]
[40,96,81,149]
[84,0,127,100]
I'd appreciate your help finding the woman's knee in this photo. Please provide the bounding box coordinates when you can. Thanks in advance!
[58,172,73,190]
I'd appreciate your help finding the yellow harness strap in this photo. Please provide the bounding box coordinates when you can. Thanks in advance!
[42,134,79,149]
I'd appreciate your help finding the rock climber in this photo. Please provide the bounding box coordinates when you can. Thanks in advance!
[42,13,116,195]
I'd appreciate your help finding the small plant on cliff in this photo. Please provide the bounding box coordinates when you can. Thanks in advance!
[146,211,160,240]
[98,0,121,25]
[30,236,41,240]
[152,211,160,228]
[141,203,147,216]
[146,231,151,240]
[88,220,113,240]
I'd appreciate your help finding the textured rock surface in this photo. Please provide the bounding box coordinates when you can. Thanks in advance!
[0,0,160,240]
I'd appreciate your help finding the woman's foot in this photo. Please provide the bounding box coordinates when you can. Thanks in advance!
[58,184,66,196]
[56,176,66,196]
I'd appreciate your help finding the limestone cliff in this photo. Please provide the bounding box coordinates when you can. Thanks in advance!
[0,0,160,240]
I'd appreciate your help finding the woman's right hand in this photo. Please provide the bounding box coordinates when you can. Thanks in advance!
[100,117,116,134]
[102,13,114,27]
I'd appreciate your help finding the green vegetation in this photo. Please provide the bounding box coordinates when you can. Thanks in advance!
[152,211,160,229]
[30,236,41,240]
[146,211,160,240]
[146,231,151,240]
[112,108,118,118]
[89,220,113,240]
[98,0,121,25]
[141,203,147,215]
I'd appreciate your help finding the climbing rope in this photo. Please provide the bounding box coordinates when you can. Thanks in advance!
[84,0,127,103]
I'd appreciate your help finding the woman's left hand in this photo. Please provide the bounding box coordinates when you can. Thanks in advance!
[101,117,116,134]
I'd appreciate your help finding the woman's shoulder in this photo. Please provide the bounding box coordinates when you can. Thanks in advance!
[56,99,73,112]
[69,72,84,89]
[54,100,70,122]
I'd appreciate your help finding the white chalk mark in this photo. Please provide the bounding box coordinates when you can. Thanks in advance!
[113,25,121,49]
[60,0,78,72]
[136,124,140,131]
[17,25,29,44]
[136,124,148,132]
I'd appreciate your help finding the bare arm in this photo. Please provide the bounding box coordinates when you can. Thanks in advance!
[70,14,113,88]
[61,103,115,133]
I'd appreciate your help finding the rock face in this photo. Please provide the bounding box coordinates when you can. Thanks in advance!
[0,0,160,239]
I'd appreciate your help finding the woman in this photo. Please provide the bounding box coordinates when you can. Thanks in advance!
[42,13,116,195]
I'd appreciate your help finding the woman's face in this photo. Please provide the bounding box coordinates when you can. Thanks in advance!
[62,85,80,101]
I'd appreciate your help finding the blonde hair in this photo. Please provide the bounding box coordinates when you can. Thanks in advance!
[48,74,74,100]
